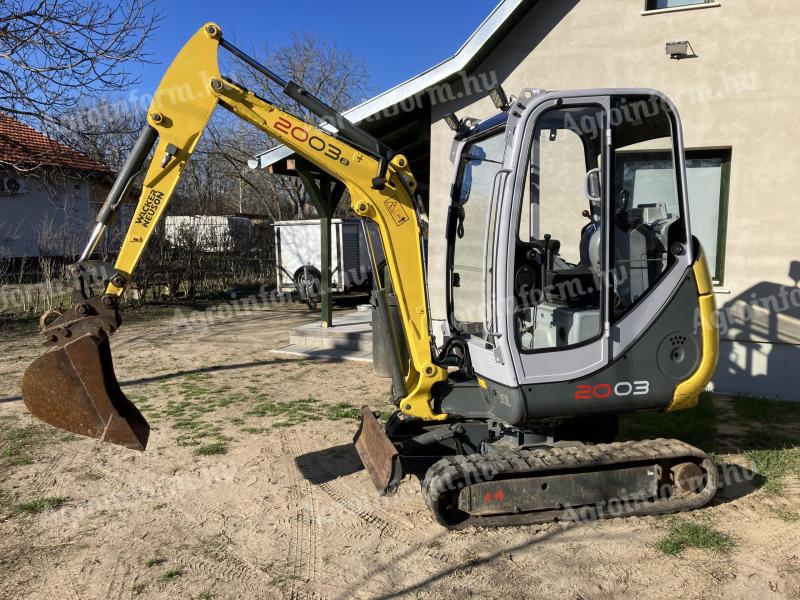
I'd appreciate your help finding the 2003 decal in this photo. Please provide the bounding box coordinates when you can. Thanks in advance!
[575,381,650,400]
[273,117,349,166]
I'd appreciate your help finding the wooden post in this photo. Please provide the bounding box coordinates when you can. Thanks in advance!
[297,170,344,328]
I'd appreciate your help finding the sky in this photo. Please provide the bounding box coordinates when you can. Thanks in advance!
[128,0,499,104]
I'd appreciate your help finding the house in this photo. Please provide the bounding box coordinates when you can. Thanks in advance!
[0,114,112,259]
[253,0,800,400]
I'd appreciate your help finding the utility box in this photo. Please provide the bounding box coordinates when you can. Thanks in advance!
[274,218,380,295]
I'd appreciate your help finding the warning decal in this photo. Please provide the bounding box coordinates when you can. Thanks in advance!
[384,198,410,226]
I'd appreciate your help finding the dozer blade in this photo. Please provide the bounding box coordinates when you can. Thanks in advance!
[21,295,149,451]
[353,406,401,494]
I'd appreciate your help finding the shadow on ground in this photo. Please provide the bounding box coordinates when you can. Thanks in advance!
[0,356,346,405]
[295,443,364,484]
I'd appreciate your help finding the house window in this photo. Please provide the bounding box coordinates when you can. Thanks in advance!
[645,0,712,10]
[614,149,731,284]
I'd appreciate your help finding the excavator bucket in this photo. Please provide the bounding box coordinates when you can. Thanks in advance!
[21,297,149,451]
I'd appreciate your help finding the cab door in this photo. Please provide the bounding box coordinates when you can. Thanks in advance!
[446,95,613,389]
[496,95,614,385]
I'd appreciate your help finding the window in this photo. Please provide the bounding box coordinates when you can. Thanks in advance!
[611,95,692,321]
[645,0,713,10]
[615,149,730,284]
[450,131,506,339]
[514,105,605,351]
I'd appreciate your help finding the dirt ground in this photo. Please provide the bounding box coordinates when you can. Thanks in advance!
[1,302,799,600]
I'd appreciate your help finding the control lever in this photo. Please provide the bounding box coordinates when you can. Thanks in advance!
[543,234,552,266]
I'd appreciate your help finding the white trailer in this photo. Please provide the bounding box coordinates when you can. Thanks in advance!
[274,218,380,295]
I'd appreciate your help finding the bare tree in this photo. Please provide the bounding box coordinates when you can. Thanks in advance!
[35,215,57,309]
[59,102,145,170]
[223,33,372,219]
[0,0,159,143]
[0,222,14,287]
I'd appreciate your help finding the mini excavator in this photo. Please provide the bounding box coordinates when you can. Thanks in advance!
[22,24,719,528]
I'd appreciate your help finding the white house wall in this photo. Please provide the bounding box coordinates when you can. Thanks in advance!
[0,175,93,258]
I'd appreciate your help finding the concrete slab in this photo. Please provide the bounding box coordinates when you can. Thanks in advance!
[288,310,373,353]
[273,309,374,363]
[270,343,373,363]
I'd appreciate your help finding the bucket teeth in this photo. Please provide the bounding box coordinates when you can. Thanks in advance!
[22,331,149,451]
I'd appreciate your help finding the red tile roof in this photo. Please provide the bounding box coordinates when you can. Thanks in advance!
[0,114,110,174]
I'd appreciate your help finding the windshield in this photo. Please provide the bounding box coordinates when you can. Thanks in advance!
[450,130,506,338]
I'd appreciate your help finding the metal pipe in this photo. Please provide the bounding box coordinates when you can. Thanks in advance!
[219,38,287,88]
[79,124,159,263]
[78,222,108,263]
[359,219,382,291]
[283,81,392,161]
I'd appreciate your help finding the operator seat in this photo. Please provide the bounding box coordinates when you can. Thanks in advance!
[580,209,669,310]
[514,236,599,309]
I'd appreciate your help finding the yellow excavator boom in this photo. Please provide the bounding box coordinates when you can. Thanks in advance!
[22,23,447,450]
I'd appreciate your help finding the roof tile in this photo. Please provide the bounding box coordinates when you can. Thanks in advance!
[0,114,110,174]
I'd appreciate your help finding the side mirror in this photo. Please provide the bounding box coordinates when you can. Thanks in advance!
[584,167,601,202]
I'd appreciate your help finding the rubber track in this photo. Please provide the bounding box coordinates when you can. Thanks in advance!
[422,438,718,529]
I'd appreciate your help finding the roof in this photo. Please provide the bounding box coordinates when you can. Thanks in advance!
[249,0,530,170]
[0,114,110,174]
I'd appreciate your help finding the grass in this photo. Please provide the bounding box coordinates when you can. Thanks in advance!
[159,568,182,582]
[731,395,800,453]
[618,392,718,452]
[743,448,800,495]
[145,557,165,567]
[1,425,40,463]
[247,396,322,427]
[656,520,736,556]
[138,368,367,454]
[15,496,68,514]
[326,402,362,421]
[241,426,267,434]
[245,394,365,427]
[1,444,20,458]
[774,508,800,522]
[1,419,71,467]
[194,441,228,456]
[150,373,243,447]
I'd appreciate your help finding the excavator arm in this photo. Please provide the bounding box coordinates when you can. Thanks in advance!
[22,23,447,451]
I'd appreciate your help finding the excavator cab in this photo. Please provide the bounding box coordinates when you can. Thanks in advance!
[443,89,716,435]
